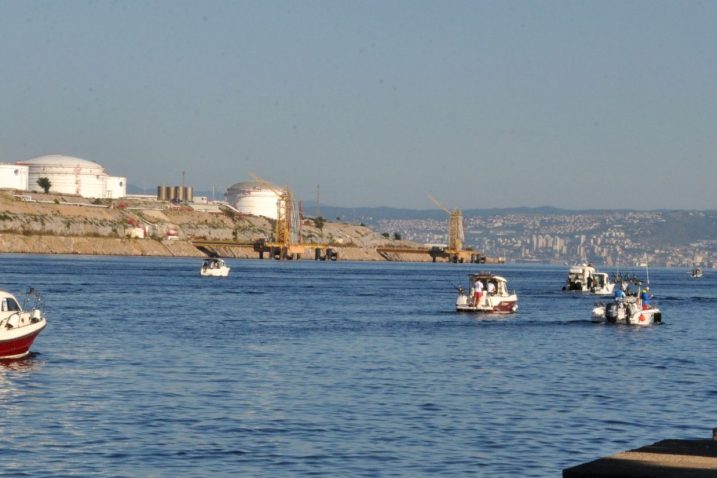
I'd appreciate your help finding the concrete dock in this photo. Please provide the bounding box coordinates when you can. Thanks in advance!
[564,429,717,477]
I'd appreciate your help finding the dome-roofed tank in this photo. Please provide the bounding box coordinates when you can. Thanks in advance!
[17,154,126,198]
[19,154,105,172]
[225,180,283,219]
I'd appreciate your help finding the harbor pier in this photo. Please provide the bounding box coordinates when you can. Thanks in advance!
[563,429,717,477]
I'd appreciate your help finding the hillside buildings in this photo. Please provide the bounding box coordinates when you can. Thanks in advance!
[374,211,717,268]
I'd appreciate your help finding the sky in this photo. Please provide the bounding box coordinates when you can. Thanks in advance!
[0,1,715,210]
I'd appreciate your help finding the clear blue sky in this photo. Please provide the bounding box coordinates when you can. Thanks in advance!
[1,1,715,209]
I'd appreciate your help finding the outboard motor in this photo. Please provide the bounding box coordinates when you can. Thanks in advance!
[606,302,619,322]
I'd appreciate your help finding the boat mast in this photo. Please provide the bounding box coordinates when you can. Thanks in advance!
[616,251,621,278]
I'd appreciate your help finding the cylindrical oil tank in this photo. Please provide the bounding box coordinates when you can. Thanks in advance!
[185,186,193,202]
[157,185,166,201]
[225,181,282,219]
[18,154,115,199]
[173,186,183,201]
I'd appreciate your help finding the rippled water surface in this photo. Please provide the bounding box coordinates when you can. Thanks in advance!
[1,255,716,477]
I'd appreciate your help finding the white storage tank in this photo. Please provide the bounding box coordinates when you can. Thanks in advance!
[0,164,29,190]
[105,175,127,199]
[17,154,126,198]
[225,181,282,219]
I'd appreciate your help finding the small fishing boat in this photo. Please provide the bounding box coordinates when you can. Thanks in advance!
[690,266,703,278]
[0,288,47,359]
[200,257,230,277]
[563,263,615,295]
[456,272,518,313]
[591,284,661,326]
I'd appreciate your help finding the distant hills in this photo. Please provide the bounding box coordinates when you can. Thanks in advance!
[128,184,717,248]
[300,202,588,221]
[641,211,717,247]
[299,202,715,222]
[300,203,717,250]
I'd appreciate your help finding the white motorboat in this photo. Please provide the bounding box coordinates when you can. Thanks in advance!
[690,266,703,278]
[456,272,518,314]
[592,284,661,326]
[563,264,615,295]
[592,298,661,326]
[200,257,230,277]
[0,288,47,359]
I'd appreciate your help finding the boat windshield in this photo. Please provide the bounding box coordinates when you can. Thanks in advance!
[1,298,21,312]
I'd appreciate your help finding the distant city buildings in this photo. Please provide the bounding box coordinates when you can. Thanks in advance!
[372,212,717,268]
[0,154,713,269]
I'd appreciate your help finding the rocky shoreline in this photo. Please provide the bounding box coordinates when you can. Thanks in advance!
[0,233,200,257]
[0,191,436,261]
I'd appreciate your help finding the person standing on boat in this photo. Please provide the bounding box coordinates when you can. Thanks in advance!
[614,287,625,300]
[640,288,652,309]
[487,281,496,296]
[473,278,484,306]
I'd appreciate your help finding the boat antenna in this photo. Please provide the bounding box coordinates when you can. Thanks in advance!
[644,255,650,286]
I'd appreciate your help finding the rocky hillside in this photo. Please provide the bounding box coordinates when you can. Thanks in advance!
[0,191,426,260]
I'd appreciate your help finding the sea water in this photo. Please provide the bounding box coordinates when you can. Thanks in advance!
[0,255,716,477]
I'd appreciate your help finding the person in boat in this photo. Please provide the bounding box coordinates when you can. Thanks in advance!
[640,288,652,309]
[487,280,496,296]
[614,287,625,300]
[473,278,484,306]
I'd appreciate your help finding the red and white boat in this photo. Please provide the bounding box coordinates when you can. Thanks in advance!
[456,272,518,314]
[0,288,46,359]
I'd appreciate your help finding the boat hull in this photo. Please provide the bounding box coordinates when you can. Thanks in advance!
[566,282,615,295]
[0,319,46,359]
[591,284,615,295]
[456,296,518,314]
[200,267,230,277]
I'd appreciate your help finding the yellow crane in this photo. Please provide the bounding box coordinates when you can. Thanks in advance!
[429,194,464,252]
[428,194,481,263]
[250,173,303,259]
